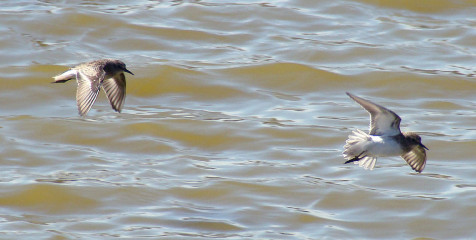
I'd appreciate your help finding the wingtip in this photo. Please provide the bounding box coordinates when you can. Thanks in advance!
[413,166,424,173]
[416,161,426,173]
[347,91,361,98]
[346,92,357,100]
[77,110,87,117]
[77,103,92,117]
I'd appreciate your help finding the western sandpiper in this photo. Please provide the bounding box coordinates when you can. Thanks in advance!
[53,59,133,116]
[343,92,428,173]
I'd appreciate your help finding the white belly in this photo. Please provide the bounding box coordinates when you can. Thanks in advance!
[366,135,404,157]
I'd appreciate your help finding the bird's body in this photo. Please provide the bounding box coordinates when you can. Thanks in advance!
[343,92,428,173]
[53,59,133,116]
[356,133,404,156]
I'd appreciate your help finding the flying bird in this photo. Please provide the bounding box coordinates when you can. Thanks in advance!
[343,92,428,173]
[53,59,133,116]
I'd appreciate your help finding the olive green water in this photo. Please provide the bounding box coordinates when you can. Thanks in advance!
[0,1,475,239]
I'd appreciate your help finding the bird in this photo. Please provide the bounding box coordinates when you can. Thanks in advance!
[343,92,428,173]
[52,59,133,116]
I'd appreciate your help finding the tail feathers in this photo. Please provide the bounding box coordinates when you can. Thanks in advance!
[52,69,77,83]
[343,129,378,170]
[343,129,371,159]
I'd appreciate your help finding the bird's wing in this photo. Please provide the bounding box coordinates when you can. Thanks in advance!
[102,73,126,113]
[75,69,105,116]
[347,92,401,136]
[401,145,427,173]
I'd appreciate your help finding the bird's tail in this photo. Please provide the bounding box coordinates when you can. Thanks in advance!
[52,69,77,83]
[343,129,377,170]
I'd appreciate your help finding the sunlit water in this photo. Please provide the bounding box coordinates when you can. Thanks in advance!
[0,0,475,239]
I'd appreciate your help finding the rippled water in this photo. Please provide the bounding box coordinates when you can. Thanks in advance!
[1,0,475,239]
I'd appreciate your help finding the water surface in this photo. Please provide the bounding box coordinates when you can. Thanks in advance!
[0,0,475,239]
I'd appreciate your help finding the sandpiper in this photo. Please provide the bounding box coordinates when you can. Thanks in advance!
[53,59,133,116]
[343,92,428,173]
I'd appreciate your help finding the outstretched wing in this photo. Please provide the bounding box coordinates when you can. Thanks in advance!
[347,92,401,136]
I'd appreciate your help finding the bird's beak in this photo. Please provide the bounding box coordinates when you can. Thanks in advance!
[420,143,429,150]
[124,68,134,75]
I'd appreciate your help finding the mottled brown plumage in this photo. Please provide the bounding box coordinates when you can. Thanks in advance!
[53,59,133,116]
